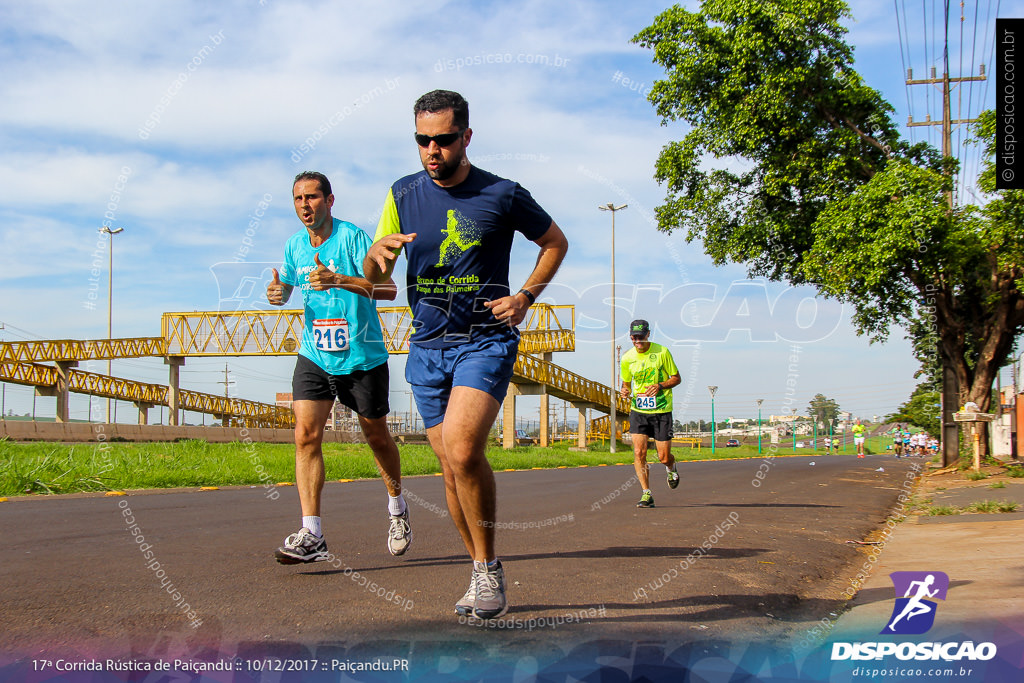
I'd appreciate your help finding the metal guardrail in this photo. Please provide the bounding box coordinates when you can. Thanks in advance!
[0,304,583,429]
[513,352,628,414]
[0,362,293,428]
[0,338,167,363]
[161,304,575,356]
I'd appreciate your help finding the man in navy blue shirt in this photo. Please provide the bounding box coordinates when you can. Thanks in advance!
[364,90,568,620]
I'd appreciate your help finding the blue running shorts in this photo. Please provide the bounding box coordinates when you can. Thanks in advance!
[406,335,519,428]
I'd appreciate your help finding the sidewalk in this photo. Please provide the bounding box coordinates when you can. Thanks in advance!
[827,461,1024,662]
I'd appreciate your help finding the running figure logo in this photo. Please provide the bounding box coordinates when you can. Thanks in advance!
[436,209,481,266]
[881,571,949,635]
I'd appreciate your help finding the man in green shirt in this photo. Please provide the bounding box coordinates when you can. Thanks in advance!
[619,320,682,508]
[852,420,866,457]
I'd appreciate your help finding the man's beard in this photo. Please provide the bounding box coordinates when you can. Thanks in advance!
[424,152,464,180]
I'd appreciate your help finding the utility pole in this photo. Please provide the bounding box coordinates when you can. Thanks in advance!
[905,54,985,467]
[218,363,234,398]
[217,363,234,427]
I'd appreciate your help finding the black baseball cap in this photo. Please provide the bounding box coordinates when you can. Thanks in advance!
[629,320,650,338]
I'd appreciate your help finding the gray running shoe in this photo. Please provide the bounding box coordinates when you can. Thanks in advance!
[667,469,680,489]
[275,528,328,564]
[454,569,476,616]
[470,560,508,619]
[387,508,412,556]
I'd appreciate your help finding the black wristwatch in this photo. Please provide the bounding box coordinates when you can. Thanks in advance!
[517,288,536,305]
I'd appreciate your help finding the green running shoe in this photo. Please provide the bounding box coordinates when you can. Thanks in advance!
[637,491,655,508]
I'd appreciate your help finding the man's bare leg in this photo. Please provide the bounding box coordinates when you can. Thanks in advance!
[274,399,333,564]
[292,399,334,518]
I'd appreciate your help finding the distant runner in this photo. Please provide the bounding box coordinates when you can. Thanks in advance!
[852,420,866,458]
[619,319,681,508]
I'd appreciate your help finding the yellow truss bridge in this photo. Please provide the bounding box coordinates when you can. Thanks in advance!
[0,304,628,439]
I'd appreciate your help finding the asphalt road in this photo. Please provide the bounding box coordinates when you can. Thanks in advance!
[0,454,919,671]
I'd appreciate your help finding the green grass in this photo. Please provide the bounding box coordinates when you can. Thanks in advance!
[904,495,933,513]
[1007,467,1024,478]
[965,470,989,481]
[988,481,1007,489]
[0,437,811,497]
[965,499,1020,513]
[923,500,1021,515]
[0,439,440,496]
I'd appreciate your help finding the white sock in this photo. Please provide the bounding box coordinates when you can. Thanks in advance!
[666,464,677,472]
[388,494,407,516]
[302,516,321,537]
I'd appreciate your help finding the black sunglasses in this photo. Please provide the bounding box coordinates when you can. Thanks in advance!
[414,131,463,148]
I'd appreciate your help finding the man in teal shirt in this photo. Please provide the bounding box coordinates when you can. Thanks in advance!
[619,319,682,508]
[267,171,410,564]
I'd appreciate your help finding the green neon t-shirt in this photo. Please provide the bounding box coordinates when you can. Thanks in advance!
[620,342,679,414]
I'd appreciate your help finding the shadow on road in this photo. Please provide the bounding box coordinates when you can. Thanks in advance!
[510,592,847,625]
[300,545,772,575]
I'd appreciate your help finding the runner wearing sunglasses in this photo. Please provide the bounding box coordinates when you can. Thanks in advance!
[363,90,569,620]
[619,320,681,508]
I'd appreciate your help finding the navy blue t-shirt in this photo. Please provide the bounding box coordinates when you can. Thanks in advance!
[374,166,552,348]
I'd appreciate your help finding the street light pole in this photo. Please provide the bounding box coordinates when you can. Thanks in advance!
[599,203,627,453]
[791,407,798,453]
[99,226,124,424]
[757,398,764,454]
[708,386,718,454]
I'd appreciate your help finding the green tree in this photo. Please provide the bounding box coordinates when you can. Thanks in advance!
[808,393,839,431]
[633,0,1023,419]
[887,383,940,435]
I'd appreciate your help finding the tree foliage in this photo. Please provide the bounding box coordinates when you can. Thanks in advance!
[887,383,940,436]
[807,393,839,430]
[634,0,1024,413]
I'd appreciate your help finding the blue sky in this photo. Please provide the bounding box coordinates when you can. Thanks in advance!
[0,0,1018,426]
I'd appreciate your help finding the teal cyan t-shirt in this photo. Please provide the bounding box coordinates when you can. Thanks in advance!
[278,218,389,374]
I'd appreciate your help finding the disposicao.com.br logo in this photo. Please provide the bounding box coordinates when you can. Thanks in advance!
[831,571,997,662]
[883,570,949,635]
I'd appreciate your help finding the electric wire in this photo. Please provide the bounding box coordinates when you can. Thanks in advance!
[896,0,915,144]
[924,0,934,149]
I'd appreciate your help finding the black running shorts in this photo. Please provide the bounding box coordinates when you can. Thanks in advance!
[630,410,673,442]
[291,354,390,419]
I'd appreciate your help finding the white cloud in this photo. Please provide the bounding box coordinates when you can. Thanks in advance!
[0,0,950,419]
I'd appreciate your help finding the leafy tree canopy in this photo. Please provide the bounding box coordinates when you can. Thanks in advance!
[634,0,1024,413]
[808,393,840,429]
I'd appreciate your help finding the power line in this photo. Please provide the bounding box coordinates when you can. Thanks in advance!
[906,4,986,208]
[961,0,983,201]
[896,0,915,144]
[923,0,933,148]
